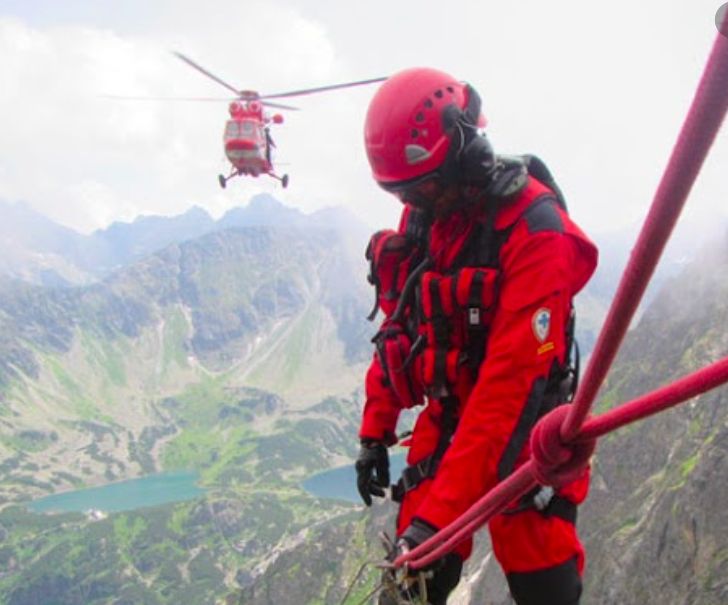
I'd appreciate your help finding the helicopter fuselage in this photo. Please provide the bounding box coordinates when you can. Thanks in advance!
[223,101,277,176]
[170,51,383,189]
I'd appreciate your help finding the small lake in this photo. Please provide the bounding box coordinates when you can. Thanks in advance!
[302,452,407,504]
[27,471,206,514]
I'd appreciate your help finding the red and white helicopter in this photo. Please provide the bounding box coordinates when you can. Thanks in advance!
[172,52,386,189]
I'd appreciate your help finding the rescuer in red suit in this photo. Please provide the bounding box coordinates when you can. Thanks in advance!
[354,68,598,605]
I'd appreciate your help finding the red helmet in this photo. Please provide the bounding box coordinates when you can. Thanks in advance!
[364,67,487,187]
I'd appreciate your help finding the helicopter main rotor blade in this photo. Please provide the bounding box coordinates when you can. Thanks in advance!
[262,100,300,111]
[261,76,387,100]
[102,94,300,110]
[101,94,233,102]
[173,51,244,97]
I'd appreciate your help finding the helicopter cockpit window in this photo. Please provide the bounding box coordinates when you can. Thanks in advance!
[224,121,239,139]
[240,120,256,135]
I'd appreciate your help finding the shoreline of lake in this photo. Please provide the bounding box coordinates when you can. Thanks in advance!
[26,470,205,515]
[302,451,407,503]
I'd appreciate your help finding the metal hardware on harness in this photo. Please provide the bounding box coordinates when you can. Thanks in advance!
[503,486,577,525]
[533,485,554,511]
[376,532,433,605]
[379,567,431,605]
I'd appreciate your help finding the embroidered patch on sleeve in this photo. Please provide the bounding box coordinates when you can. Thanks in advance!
[532,308,551,343]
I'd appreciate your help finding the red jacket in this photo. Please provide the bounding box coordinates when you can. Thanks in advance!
[360,176,598,531]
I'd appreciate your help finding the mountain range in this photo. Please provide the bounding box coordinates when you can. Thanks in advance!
[0,195,369,286]
[0,194,725,604]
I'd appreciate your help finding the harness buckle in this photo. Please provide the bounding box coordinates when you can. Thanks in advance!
[401,458,431,492]
[468,307,480,325]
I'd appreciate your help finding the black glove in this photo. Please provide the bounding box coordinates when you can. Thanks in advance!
[355,439,390,506]
[397,517,438,554]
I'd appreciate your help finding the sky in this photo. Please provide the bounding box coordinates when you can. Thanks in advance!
[0,0,727,241]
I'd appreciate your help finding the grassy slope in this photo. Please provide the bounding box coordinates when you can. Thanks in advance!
[0,285,369,604]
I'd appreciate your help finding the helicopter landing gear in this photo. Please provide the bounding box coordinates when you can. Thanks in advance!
[270,172,289,188]
[218,170,239,189]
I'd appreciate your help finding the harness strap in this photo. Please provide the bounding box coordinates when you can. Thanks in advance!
[392,395,459,503]
[463,269,490,372]
[503,486,578,525]
[546,496,578,525]
[429,278,450,397]
[391,256,433,324]
[366,284,380,321]
[563,306,579,402]
[391,454,436,502]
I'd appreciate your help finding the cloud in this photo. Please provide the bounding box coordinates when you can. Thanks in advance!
[0,4,347,233]
[0,0,726,239]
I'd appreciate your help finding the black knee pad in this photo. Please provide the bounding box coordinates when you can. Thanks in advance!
[426,553,463,605]
[506,557,582,605]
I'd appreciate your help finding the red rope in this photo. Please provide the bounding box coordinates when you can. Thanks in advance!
[394,29,728,572]
[561,29,728,442]
[578,355,728,442]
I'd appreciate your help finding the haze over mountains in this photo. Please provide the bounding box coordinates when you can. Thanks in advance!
[0,195,370,286]
[0,192,709,371]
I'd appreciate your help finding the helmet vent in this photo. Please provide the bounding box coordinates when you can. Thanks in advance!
[446,86,454,93]
[424,99,434,109]
[411,129,419,138]
[415,112,425,123]
[434,89,444,99]
[405,144,431,165]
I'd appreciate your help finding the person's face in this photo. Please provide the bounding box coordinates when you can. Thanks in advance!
[389,176,460,218]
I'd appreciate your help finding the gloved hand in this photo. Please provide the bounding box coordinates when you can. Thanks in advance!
[355,439,390,506]
[397,517,438,556]
[381,519,443,605]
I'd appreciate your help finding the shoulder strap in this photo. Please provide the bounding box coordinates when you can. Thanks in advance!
[454,190,561,270]
[522,154,568,212]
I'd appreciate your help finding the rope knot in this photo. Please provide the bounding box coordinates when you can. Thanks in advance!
[529,405,595,488]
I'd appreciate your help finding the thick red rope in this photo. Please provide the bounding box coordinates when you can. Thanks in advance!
[561,28,728,442]
[394,28,728,572]
[578,355,728,442]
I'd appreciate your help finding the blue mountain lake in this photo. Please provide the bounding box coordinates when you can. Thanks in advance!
[27,471,205,514]
[302,452,407,503]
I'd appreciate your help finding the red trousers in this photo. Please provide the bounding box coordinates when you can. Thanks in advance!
[396,465,589,575]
